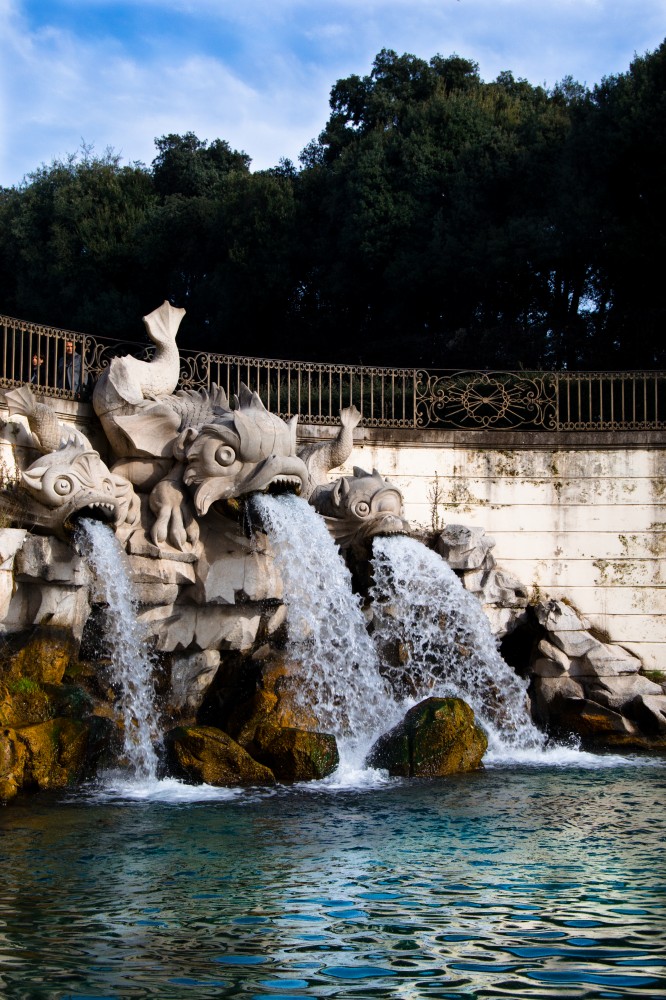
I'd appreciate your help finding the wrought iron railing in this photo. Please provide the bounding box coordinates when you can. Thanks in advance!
[1,313,664,431]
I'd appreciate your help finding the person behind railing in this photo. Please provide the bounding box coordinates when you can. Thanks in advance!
[56,340,88,397]
[30,353,44,385]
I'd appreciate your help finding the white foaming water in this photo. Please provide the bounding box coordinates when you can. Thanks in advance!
[86,771,250,803]
[370,534,545,755]
[252,493,404,765]
[76,519,161,781]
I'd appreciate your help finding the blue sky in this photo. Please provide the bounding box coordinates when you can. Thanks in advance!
[2,0,664,186]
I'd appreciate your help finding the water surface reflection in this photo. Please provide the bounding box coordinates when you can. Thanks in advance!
[0,762,664,998]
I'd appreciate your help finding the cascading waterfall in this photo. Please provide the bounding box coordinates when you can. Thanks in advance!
[75,518,161,780]
[251,493,403,765]
[253,494,545,768]
[370,534,545,753]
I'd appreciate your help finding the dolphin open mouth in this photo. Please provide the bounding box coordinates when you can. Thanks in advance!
[361,513,412,539]
[63,498,119,534]
[194,456,309,515]
[266,475,304,495]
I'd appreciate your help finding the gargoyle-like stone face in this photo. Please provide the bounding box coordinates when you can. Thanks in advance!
[20,444,138,538]
[311,467,411,557]
[181,387,308,515]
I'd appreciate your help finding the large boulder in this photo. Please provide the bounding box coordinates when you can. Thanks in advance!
[165,725,275,786]
[1,717,94,801]
[367,697,487,777]
[0,627,78,686]
[245,723,339,781]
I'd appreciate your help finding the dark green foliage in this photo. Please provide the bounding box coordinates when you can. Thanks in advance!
[0,43,664,368]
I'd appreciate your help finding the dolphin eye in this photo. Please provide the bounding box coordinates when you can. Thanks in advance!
[354,500,370,517]
[54,477,73,496]
[215,445,236,467]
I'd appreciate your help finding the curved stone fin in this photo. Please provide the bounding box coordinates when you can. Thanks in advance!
[108,356,145,405]
[142,300,186,346]
[114,407,181,458]
[5,385,38,419]
[236,382,267,412]
[6,385,91,453]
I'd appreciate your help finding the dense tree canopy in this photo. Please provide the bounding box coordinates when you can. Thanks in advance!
[0,43,664,369]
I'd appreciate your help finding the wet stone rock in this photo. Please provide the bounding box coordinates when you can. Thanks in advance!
[168,649,221,717]
[367,697,487,777]
[1,717,92,800]
[165,725,275,786]
[248,724,339,782]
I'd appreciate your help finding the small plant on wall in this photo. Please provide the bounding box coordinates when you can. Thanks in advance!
[427,472,444,533]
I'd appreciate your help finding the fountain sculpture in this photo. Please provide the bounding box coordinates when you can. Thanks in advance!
[0,303,663,801]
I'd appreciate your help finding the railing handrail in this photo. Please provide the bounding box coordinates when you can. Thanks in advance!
[1,313,665,432]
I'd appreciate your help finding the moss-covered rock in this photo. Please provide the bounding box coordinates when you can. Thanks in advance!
[0,628,78,686]
[0,727,28,802]
[221,654,320,745]
[0,677,94,729]
[367,697,487,777]
[0,717,92,801]
[165,725,275,786]
[249,723,339,781]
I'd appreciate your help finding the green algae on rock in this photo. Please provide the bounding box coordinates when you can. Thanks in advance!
[367,697,488,777]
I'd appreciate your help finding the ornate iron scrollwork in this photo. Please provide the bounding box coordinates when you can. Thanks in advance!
[415,371,559,430]
[1,314,664,431]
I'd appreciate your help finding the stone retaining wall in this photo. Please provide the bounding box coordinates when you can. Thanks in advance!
[1,394,663,671]
[301,424,666,671]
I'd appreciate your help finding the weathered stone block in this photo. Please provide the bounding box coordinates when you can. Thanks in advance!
[0,570,14,621]
[14,534,89,585]
[193,542,282,606]
[127,553,196,586]
[549,630,600,659]
[0,528,27,569]
[139,604,260,653]
[483,569,529,607]
[630,694,666,735]
[132,583,180,607]
[435,524,495,571]
[532,639,571,677]
[587,675,663,711]
[570,642,642,678]
[534,599,590,632]
[169,650,221,715]
[3,583,90,641]
[482,605,526,638]
[531,675,585,719]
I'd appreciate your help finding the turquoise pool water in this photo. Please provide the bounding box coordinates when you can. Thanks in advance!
[1,758,664,999]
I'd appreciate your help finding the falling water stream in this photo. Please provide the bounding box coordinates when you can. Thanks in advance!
[75,518,161,781]
[370,533,545,754]
[253,493,545,769]
[252,492,403,769]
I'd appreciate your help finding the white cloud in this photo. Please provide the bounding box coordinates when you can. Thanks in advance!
[1,0,664,185]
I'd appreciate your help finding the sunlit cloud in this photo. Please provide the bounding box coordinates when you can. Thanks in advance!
[2,0,664,185]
